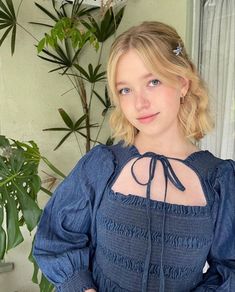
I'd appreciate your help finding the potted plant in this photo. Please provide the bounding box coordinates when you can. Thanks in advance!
[0,0,126,290]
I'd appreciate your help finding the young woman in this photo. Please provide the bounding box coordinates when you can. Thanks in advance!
[33,21,235,292]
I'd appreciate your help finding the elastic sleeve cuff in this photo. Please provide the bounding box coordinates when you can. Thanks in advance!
[57,270,97,292]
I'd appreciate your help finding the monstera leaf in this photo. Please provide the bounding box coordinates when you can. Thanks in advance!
[0,135,42,259]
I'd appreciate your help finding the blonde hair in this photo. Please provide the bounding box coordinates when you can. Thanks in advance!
[107,21,214,145]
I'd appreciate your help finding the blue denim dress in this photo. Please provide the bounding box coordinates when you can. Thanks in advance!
[33,142,235,292]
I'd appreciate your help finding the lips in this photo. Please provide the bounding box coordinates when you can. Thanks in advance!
[137,112,160,124]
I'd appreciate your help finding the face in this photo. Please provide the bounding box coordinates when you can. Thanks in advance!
[115,49,189,141]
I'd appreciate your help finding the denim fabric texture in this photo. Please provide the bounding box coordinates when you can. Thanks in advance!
[33,141,235,292]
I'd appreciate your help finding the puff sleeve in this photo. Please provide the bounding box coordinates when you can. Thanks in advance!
[33,145,114,292]
[193,160,235,291]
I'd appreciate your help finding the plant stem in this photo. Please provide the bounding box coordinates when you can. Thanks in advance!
[74,132,83,156]
[17,23,39,43]
[40,186,52,196]
[88,42,104,111]
[97,42,103,67]
[16,0,24,18]
[93,114,106,147]
[85,107,91,153]
[87,43,105,149]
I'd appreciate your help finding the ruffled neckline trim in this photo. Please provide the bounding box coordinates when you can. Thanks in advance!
[128,144,211,162]
[108,188,210,216]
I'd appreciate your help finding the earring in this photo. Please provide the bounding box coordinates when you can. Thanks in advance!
[180,96,185,104]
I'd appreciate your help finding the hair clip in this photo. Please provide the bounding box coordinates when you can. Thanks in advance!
[173,43,183,56]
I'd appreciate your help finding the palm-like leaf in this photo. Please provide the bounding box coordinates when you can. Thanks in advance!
[34,2,59,22]
[38,45,77,73]
[81,6,125,43]
[43,109,98,150]
[93,86,113,116]
[73,63,106,83]
[71,0,98,18]
[0,0,17,55]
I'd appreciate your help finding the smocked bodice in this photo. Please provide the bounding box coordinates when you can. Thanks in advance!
[93,185,214,292]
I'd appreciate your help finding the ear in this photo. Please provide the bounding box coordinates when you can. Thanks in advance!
[179,77,189,96]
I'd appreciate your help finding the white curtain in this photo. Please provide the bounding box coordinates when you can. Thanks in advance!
[199,0,235,160]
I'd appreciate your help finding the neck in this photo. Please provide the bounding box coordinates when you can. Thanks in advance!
[134,127,198,158]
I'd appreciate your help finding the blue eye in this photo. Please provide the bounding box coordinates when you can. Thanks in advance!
[149,79,160,87]
[118,88,130,95]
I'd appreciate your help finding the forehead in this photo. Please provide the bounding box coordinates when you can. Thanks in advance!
[115,50,155,82]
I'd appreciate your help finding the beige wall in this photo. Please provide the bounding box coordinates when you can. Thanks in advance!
[0,0,189,291]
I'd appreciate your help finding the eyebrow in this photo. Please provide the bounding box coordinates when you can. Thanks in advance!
[115,73,155,86]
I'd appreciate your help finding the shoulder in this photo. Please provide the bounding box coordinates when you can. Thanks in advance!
[195,151,235,194]
[76,141,130,183]
[187,150,234,178]
[212,158,235,187]
[82,144,115,167]
[75,144,115,181]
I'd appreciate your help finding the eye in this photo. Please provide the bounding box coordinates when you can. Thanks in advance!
[149,79,160,87]
[118,87,131,95]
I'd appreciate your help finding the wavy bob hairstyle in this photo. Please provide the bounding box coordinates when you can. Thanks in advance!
[107,21,214,145]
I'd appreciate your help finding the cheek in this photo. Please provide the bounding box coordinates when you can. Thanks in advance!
[161,88,180,109]
[119,98,131,114]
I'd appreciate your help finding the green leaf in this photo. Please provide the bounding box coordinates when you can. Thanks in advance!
[31,175,41,199]
[29,237,55,290]
[106,136,115,146]
[43,127,70,132]
[52,0,64,18]
[5,0,15,19]
[74,64,90,80]
[9,148,24,173]
[0,135,10,147]
[38,55,66,65]
[3,189,24,250]
[48,65,68,73]
[29,22,53,28]
[81,6,125,43]
[0,23,10,29]
[0,10,11,20]
[54,131,72,151]
[93,90,106,107]
[40,186,52,197]
[74,63,106,83]
[39,47,65,62]
[54,45,72,67]
[88,63,93,76]
[12,181,42,232]
[0,25,12,46]
[13,140,40,164]
[0,156,11,175]
[0,0,12,18]
[41,156,65,178]
[10,19,16,55]
[58,108,74,129]
[94,63,101,75]
[34,2,58,22]
[0,206,6,259]
[0,226,6,259]
[37,38,45,53]
[74,114,87,130]
[0,0,17,54]
[28,241,39,284]
[0,137,43,258]
[39,273,54,292]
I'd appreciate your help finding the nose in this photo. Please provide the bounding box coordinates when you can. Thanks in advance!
[135,90,150,111]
